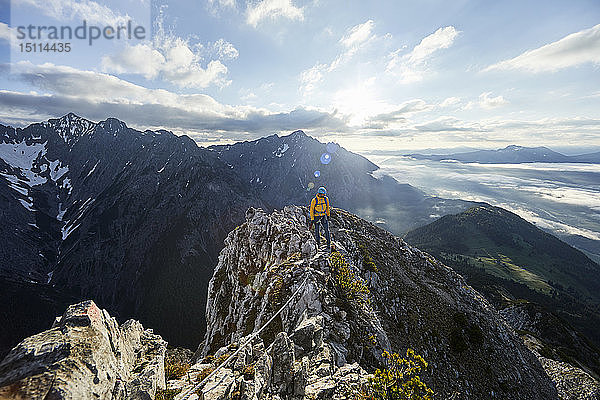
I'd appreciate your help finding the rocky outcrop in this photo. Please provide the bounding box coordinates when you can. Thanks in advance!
[501,304,600,399]
[539,356,600,400]
[194,206,558,399]
[166,315,370,400]
[0,300,166,399]
[0,115,471,357]
[500,303,600,379]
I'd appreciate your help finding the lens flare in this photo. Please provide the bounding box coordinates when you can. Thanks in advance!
[320,153,331,165]
[326,142,339,154]
[314,170,320,178]
[308,182,315,189]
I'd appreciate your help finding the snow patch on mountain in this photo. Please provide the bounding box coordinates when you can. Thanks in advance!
[49,159,69,181]
[0,173,28,196]
[57,203,67,221]
[61,197,95,240]
[0,140,48,185]
[62,222,81,240]
[47,113,96,145]
[86,161,99,177]
[274,143,289,157]
[19,198,35,211]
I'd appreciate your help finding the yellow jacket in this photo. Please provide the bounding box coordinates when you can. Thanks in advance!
[310,194,330,220]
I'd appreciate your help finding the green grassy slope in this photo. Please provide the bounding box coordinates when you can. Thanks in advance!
[405,205,600,304]
[404,204,600,374]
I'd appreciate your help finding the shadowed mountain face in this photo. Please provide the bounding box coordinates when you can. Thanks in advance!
[404,204,600,375]
[407,145,600,164]
[0,115,474,358]
[0,114,264,355]
[210,131,476,234]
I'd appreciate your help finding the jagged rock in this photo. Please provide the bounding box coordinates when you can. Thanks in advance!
[0,300,166,400]
[500,302,600,378]
[291,314,324,353]
[196,368,236,400]
[270,333,296,395]
[539,357,600,400]
[194,206,558,399]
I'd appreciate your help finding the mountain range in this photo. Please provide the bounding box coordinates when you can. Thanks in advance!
[0,113,473,358]
[1,114,599,398]
[406,145,600,164]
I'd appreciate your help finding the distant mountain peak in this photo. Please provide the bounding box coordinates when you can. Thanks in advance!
[97,118,128,132]
[46,114,96,145]
[55,113,91,125]
[503,145,524,151]
[407,144,580,164]
[502,145,550,152]
[289,129,307,137]
[282,129,310,143]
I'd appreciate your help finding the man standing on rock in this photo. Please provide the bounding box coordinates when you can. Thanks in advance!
[309,186,331,251]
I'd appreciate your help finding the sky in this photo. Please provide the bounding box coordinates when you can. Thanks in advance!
[0,0,599,153]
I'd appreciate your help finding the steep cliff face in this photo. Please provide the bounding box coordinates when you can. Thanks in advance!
[0,114,264,353]
[196,206,558,399]
[0,300,166,400]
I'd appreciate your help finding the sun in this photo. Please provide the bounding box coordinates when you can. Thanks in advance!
[332,78,391,126]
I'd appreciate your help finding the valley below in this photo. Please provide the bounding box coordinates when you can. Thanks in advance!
[367,154,600,262]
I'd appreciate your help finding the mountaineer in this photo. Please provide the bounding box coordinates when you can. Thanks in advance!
[309,186,331,251]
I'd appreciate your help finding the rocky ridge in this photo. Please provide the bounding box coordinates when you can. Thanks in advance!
[0,300,166,399]
[173,205,558,399]
[501,304,600,400]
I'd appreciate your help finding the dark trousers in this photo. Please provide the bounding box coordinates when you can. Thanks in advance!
[313,215,331,248]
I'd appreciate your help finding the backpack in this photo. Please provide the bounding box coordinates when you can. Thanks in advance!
[313,195,328,215]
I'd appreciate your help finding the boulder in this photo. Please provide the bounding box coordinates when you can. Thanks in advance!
[0,300,166,400]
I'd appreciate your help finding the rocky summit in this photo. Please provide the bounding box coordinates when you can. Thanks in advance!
[0,300,166,400]
[164,205,557,399]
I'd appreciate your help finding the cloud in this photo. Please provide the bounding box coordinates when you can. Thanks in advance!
[500,205,600,241]
[340,20,375,49]
[464,92,508,110]
[208,0,236,8]
[386,26,460,83]
[101,20,236,88]
[246,0,303,28]
[414,117,484,132]
[365,99,433,128]
[0,62,347,139]
[0,22,16,43]
[440,97,461,107]
[213,38,239,60]
[478,92,508,109]
[17,0,131,26]
[299,63,327,94]
[484,23,600,73]
[300,20,378,94]
[407,26,459,63]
